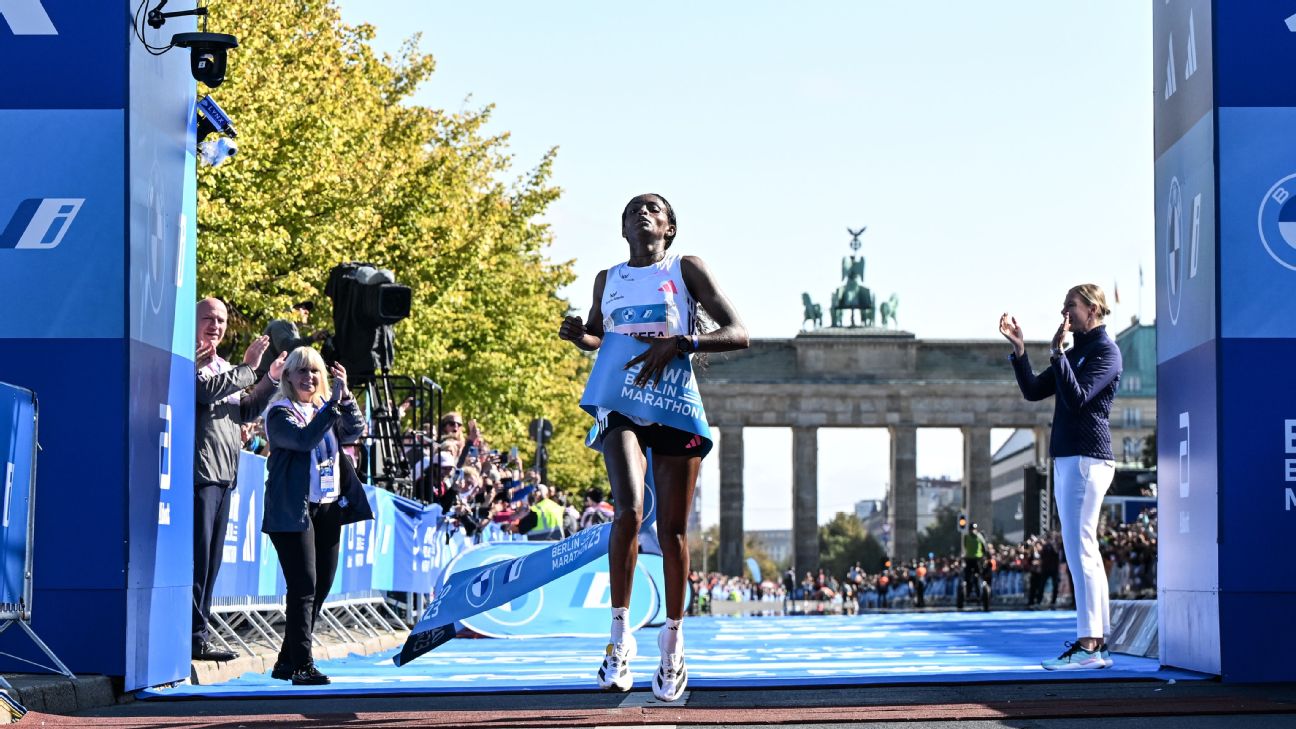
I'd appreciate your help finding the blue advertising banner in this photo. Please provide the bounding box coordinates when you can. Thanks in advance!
[0,0,126,110]
[1156,340,1220,675]
[1214,4,1296,108]
[0,383,35,613]
[453,542,664,639]
[1218,107,1296,338]
[1154,112,1216,363]
[0,110,125,339]
[396,461,661,666]
[212,453,523,600]
[1218,339,1296,589]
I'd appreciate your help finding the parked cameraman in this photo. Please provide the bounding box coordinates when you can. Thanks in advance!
[256,300,329,379]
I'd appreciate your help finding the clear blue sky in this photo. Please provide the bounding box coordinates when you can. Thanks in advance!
[336,1,1153,531]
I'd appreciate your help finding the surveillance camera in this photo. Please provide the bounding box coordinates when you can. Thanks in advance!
[199,136,237,167]
[171,32,238,88]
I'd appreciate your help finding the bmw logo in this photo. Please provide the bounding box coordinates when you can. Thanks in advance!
[1258,173,1296,271]
[1165,176,1184,325]
[466,567,496,608]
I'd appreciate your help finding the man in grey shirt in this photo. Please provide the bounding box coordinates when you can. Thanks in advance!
[255,300,329,379]
[193,297,286,661]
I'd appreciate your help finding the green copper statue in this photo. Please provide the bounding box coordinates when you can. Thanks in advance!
[830,227,875,327]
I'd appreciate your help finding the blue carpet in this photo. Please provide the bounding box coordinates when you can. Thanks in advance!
[141,611,1207,699]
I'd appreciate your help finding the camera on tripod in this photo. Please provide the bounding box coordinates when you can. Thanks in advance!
[324,262,412,384]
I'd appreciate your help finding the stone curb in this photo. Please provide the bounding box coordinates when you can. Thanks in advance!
[190,630,409,685]
[0,673,116,716]
[0,630,408,716]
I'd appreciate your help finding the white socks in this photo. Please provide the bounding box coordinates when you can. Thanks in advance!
[610,607,629,645]
[659,618,683,657]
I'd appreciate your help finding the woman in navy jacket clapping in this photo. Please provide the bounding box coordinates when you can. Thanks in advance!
[263,346,372,685]
[1001,284,1122,671]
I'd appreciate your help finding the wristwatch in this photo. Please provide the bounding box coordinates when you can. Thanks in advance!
[674,335,691,355]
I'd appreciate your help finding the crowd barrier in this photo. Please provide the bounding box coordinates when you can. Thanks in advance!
[0,383,70,677]
[214,452,524,603]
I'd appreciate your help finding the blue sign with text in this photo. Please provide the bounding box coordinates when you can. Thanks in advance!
[452,542,664,639]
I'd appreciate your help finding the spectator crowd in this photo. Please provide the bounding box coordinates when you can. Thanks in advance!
[684,509,1159,616]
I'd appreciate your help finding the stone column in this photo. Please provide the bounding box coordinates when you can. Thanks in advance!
[962,426,993,533]
[792,426,819,575]
[888,426,917,561]
[1033,425,1051,467]
[718,426,744,577]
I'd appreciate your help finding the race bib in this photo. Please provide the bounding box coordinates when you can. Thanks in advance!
[319,460,337,501]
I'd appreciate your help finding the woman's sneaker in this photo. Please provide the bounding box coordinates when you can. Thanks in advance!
[1098,642,1113,668]
[652,653,688,702]
[597,633,636,692]
[1042,642,1106,671]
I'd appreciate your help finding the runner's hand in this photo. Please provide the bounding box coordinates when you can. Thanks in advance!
[625,335,679,388]
[559,315,586,343]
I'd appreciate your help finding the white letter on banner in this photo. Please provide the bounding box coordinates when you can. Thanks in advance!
[1178,412,1190,498]
[1288,488,1296,511]
[1189,193,1201,278]
[581,572,612,608]
[1275,188,1291,205]
[1163,35,1176,100]
[1184,10,1198,79]
[3,462,12,529]
[158,404,172,491]
[243,492,256,562]
[1286,460,1296,482]
[0,0,57,35]
[1285,420,1296,454]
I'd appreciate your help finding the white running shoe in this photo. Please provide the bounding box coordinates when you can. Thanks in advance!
[596,633,636,692]
[652,652,687,702]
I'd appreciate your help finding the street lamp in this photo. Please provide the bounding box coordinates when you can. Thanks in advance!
[703,535,713,575]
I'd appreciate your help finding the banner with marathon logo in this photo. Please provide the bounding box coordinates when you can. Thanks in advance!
[395,332,705,665]
[395,462,659,666]
[578,332,713,458]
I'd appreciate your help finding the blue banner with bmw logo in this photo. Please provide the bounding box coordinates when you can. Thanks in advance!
[1155,1,1296,681]
[396,459,661,666]
[453,542,664,640]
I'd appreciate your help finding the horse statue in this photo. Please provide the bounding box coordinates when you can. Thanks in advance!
[830,254,874,327]
[801,292,822,330]
[880,293,900,328]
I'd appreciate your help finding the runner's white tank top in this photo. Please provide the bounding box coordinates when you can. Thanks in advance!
[598,252,697,426]
[601,252,697,338]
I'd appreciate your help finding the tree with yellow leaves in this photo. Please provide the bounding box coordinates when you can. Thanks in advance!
[197,0,602,489]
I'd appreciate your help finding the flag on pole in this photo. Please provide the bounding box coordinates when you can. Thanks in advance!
[1138,264,1144,287]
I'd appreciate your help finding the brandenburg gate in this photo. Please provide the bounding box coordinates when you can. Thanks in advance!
[695,229,1056,575]
[697,330,1055,576]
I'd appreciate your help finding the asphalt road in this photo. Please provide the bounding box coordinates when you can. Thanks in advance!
[29,678,1296,728]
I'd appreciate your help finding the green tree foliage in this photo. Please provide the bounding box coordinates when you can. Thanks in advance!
[818,512,886,580]
[197,0,602,489]
[687,525,718,575]
[685,525,780,580]
[918,505,962,559]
